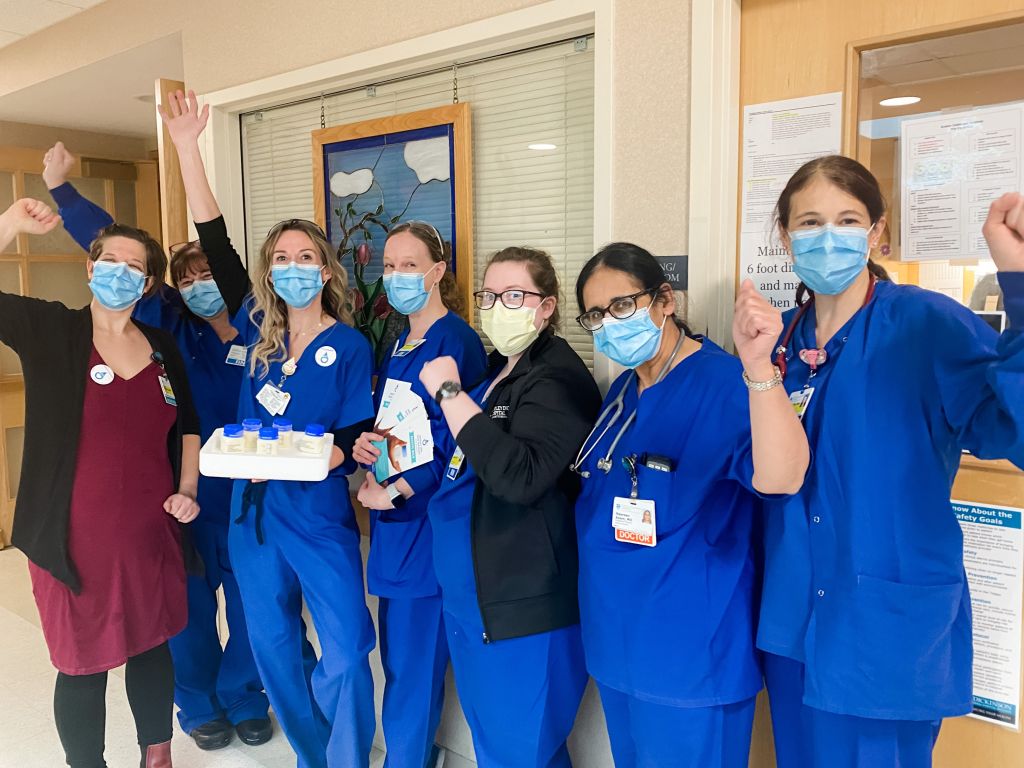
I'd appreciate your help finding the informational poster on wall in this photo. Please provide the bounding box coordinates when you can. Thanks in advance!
[900,103,1024,262]
[739,92,843,310]
[953,499,1023,730]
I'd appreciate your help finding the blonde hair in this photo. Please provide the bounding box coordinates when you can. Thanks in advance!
[249,219,354,377]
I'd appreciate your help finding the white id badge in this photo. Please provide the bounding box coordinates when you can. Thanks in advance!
[158,375,177,407]
[225,344,247,367]
[446,447,465,481]
[256,382,291,416]
[612,496,657,547]
[789,387,815,421]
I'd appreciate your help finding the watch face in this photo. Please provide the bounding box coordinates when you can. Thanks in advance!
[441,381,460,397]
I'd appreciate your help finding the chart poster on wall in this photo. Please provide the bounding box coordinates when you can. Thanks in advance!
[739,92,843,310]
[900,103,1024,262]
[954,499,1023,730]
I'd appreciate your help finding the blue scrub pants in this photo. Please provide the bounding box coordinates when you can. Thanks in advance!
[765,653,942,768]
[378,595,448,768]
[445,613,587,768]
[229,480,377,768]
[169,520,269,733]
[597,684,755,768]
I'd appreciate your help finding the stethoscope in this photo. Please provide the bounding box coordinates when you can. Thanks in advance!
[571,329,686,478]
[773,276,876,379]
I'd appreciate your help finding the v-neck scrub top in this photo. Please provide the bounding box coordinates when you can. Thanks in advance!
[574,339,765,707]
[759,275,1024,722]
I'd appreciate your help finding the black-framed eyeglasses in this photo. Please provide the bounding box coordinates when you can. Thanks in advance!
[474,289,547,310]
[576,287,660,332]
[169,240,200,256]
[267,219,327,240]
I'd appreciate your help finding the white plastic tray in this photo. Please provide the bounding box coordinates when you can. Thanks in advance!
[200,428,332,482]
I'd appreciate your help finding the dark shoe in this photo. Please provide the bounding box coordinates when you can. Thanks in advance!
[141,740,173,768]
[190,718,234,751]
[235,718,273,746]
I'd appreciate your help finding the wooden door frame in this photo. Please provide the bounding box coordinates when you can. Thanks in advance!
[842,9,1024,155]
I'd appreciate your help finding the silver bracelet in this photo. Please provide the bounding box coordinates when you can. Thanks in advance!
[742,366,783,392]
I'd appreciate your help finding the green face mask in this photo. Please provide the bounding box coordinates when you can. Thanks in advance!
[481,303,540,356]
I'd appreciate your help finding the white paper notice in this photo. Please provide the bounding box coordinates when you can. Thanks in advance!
[740,92,843,310]
[954,500,1023,730]
[901,104,1024,262]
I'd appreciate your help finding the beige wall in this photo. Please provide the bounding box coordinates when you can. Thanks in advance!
[0,120,153,161]
[610,0,690,253]
[0,0,550,98]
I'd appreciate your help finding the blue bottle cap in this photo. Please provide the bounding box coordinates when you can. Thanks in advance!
[304,423,326,437]
[272,418,293,431]
[242,418,262,431]
[223,424,243,438]
[259,427,279,440]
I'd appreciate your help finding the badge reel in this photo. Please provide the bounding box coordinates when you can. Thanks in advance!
[789,348,824,421]
[256,357,295,416]
[611,454,656,547]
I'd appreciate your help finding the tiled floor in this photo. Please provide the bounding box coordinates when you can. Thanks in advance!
[0,546,387,768]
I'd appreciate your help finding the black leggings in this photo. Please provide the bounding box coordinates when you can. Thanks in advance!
[53,642,174,768]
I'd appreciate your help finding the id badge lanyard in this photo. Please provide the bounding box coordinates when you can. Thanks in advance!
[571,330,686,477]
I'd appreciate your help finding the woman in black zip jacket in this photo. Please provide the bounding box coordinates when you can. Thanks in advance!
[419,246,601,767]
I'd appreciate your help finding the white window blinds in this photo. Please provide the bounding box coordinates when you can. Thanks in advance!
[240,37,595,364]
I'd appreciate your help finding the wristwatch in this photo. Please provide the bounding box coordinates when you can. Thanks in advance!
[742,366,783,392]
[386,483,407,509]
[434,380,462,404]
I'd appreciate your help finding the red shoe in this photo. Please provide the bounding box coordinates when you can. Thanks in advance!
[141,741,172,768]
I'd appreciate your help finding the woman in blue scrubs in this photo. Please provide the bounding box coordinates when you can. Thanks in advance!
[351,221,486,768]
[42,141,272,751]
[162,89,377,768]
[418,247,602,767]
[758,155,1024,768]
[572,243,809,767]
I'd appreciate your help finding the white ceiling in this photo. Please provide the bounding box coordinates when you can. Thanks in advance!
[862,23,1024,85]
[0,0,106,50]
[0,33,184,136]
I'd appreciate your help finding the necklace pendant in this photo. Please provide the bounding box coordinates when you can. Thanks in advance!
[282,357,297,376]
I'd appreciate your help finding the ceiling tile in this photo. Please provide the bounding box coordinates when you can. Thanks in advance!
[0,0,79,36]
[942,48,1024,76]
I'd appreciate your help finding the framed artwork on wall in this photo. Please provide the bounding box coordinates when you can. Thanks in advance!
[312,103,473,361]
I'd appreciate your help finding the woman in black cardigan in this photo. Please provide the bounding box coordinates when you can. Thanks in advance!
[0,199,201,768]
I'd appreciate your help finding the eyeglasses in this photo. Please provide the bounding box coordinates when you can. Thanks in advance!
[474,289,547,310]
[267,219,327,240]
[169,240,200,256]
[576,287,660,332]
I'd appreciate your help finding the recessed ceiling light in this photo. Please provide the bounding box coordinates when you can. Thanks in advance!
[879,96,921,107]
[528,143,557,150]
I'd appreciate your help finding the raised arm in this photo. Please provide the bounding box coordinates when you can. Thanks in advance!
[43,142,113,251]
[0,200,63,349]
[159,90,250,315]
[938,192,1024,466]
[733,280,810,494]
[158,89,220,223]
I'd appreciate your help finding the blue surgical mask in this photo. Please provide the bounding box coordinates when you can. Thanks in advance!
[594,307,665,368]
[89,261,146,311]
[271,263,324,308]
[383,264,437,316]
[789,224,873,295]
[180,279,226,318]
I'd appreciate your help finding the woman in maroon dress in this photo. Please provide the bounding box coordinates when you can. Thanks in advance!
[0,199,201,768]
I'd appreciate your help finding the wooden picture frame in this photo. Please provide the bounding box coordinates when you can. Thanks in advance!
[312,104,474,349]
